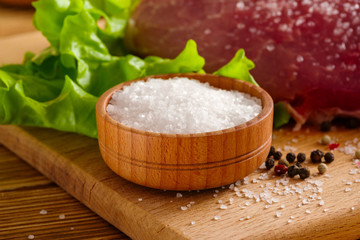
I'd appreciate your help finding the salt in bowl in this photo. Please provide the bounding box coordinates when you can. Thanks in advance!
[96,73,273,190]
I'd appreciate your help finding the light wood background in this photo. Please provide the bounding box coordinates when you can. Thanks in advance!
[0,5,129,240]
[0,3,360,240]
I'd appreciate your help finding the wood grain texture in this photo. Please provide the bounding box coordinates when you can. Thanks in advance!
[0,144,129,240]
[0,7,35,37]
[97,73,273,190]
[0,125,360,240]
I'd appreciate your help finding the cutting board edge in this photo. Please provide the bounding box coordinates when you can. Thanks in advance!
[0,125,189,240]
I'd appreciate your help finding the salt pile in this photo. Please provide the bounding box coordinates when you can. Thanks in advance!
[107,77,262,134]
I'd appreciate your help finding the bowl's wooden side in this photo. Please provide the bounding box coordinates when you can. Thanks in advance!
[96,74,273,190]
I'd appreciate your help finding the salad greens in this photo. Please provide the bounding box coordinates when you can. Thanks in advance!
[0,0,285,138]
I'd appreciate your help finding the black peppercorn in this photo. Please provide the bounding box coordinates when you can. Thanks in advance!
[265,158,275,170]
[287,164,300,178]
[311,150,324,163]
[286,152,296,163]
[297,153,306,163]
[268,146,276,157]
[320,121,331,132]
[324,152,335,163]
[274,151,282,160]
[295,162,303,168]
[299,167,310,179]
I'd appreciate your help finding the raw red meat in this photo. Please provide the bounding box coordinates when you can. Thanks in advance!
[125,0,360,128]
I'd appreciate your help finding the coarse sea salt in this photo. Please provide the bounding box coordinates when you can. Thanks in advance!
[107,77,262,134]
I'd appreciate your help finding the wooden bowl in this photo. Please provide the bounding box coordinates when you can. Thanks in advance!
[96,73,273,190]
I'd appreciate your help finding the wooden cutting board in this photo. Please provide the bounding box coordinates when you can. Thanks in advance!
[1,32,360,240]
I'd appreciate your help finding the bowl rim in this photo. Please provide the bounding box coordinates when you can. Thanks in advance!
[96,73,273,138]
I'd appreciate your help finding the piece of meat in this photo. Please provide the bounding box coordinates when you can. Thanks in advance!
[125,0,360,128]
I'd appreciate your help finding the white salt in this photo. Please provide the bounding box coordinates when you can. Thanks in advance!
[39,209,47,215]
[180,206,187,211]
[59,214,65,220]
[107,77,262,134]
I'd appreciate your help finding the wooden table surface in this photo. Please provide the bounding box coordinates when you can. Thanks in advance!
[0,5,129,240]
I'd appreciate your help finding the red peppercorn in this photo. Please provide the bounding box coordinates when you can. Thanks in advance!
[274,164,288,175]
[329,143,340,150]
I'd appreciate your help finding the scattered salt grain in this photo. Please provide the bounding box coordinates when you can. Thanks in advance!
[305,210,311,214]
[287,219,293,224]
[319,200,325,206]
[59,214,65,220]
[345,188,351,192]
[28,235,34,239]
[324,209,329,212]
[39,209,47,215]
[176,193,183,198]
[70,227,74,231]
[214,216,221,220]
[220,204,228,210]
[107,77,262,134]
[181,206,188,211]
[138,198,143,202]
[351,206,355,211]
[190,221,196,225]
[275,211,282,218]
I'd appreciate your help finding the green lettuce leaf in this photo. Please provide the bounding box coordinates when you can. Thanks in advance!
[273,102,291,129]
[0,0,266,138]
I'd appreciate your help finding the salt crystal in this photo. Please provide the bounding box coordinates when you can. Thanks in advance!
[176,193,183,198]
[235,180,242,186]
[181,206,187,211]
[213,194,218,198]
[275,211,282,218]
[220,204,228,210]
[59,214,65,220]
[138,198,143,202]
[324,209,329,212]
[305,210,311,214]
[28,235,35,239]
[345,188,351,192]
[214,216,221,220]
[191,221,196,225]
[287,219,293,224]
[351,207,355,211]
[218,200,223,204]
[39,209,47,215]
[107,78,262,134]
[319,200,325,206]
